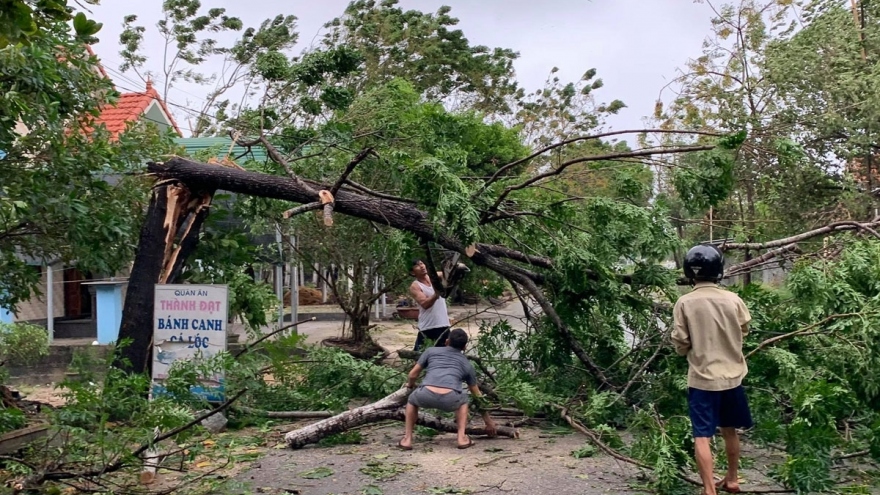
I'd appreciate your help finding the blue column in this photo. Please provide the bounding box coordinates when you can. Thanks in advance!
[85,282,125,344]
[0,289,12,324]
[0,305,12,324]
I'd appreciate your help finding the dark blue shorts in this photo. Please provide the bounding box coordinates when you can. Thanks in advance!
[688,385,753,438]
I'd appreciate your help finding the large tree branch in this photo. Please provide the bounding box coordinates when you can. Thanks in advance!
[342,179,418,204]
[258,135,317,195]
[284,387,517,449]
[479,129,721,193]
[152,157,618,379]
[147,158,880,387]
[148,159,545,290]
[745,312,878,359]
[486,145,715,215]
[723,244,801,278]
[330,148,373,196]
[475,244,554,269]
[721,221,880,250]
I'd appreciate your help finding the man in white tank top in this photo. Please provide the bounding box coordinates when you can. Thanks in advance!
[409,259,451,351]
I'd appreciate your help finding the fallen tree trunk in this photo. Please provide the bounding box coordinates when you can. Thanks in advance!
[235,406,333,419]
[148,158,613,388]
[284,387,518,449]
[144,156,879,390]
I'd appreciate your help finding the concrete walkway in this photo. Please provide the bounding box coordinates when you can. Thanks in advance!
[238,299,529,357]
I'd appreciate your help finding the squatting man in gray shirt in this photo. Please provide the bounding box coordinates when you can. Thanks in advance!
[399,328,497,450]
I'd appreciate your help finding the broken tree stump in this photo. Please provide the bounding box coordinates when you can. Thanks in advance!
[284,387,518,449]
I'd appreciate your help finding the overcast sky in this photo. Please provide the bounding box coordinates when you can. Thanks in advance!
[85,0,714,137]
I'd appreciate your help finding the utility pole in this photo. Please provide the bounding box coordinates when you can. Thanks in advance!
[709,206,714,243]
[275,223,284,328]
[289,235,298,329]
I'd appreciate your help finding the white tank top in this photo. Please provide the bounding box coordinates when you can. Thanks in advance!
[416,280,450,330]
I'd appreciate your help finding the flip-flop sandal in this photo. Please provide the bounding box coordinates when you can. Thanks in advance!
[397,440,413,451]
[715,479,741,493]
[457,438,475,450]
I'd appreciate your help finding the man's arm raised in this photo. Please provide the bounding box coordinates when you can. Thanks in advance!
[410,281,440,309]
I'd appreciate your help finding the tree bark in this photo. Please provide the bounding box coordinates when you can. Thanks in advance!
[349,307,371,343]
[115,183,213,374]
[284,387,518,449]
[721,220,880,250]
[234,406,333,419]
[114,185,175,373]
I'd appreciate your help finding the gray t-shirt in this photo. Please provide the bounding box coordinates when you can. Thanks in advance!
[417,346,477,390]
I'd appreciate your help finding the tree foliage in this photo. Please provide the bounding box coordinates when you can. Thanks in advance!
[119,0,300,137]
[652,0,878,277]
[0,0,102,48]
[8,1,880,493]
[765,0,880,200]
[0,21,175,308]
[321,0,519,113]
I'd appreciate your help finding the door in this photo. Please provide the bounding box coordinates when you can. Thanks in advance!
[63,268,92,318]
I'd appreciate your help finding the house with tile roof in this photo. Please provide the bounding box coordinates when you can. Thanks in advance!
[2,56,183,342]
[93,79,182,139]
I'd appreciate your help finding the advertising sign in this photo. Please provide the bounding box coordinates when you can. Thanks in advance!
[152,284,228,401]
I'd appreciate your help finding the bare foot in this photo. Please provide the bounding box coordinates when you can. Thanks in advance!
[716,478,741,493]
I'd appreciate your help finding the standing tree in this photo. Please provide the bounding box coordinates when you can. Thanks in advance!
[320,0,519,113]
[764,0,880,212]
[0,20,175,309]
[650,0,873,281]
[290,215,409,352]
[118,1,300,137]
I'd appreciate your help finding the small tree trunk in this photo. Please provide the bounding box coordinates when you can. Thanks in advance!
[349,307,371,344]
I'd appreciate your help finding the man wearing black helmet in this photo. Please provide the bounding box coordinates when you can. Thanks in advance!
[672,244,752,495]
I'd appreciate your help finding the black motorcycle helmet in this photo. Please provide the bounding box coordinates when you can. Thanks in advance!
[683,244,724,282]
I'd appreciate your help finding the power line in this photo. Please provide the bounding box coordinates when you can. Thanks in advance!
[101,60,213,106]
[108,81,216,134]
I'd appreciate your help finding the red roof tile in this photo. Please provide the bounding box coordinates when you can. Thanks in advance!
[91,80,183,138]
